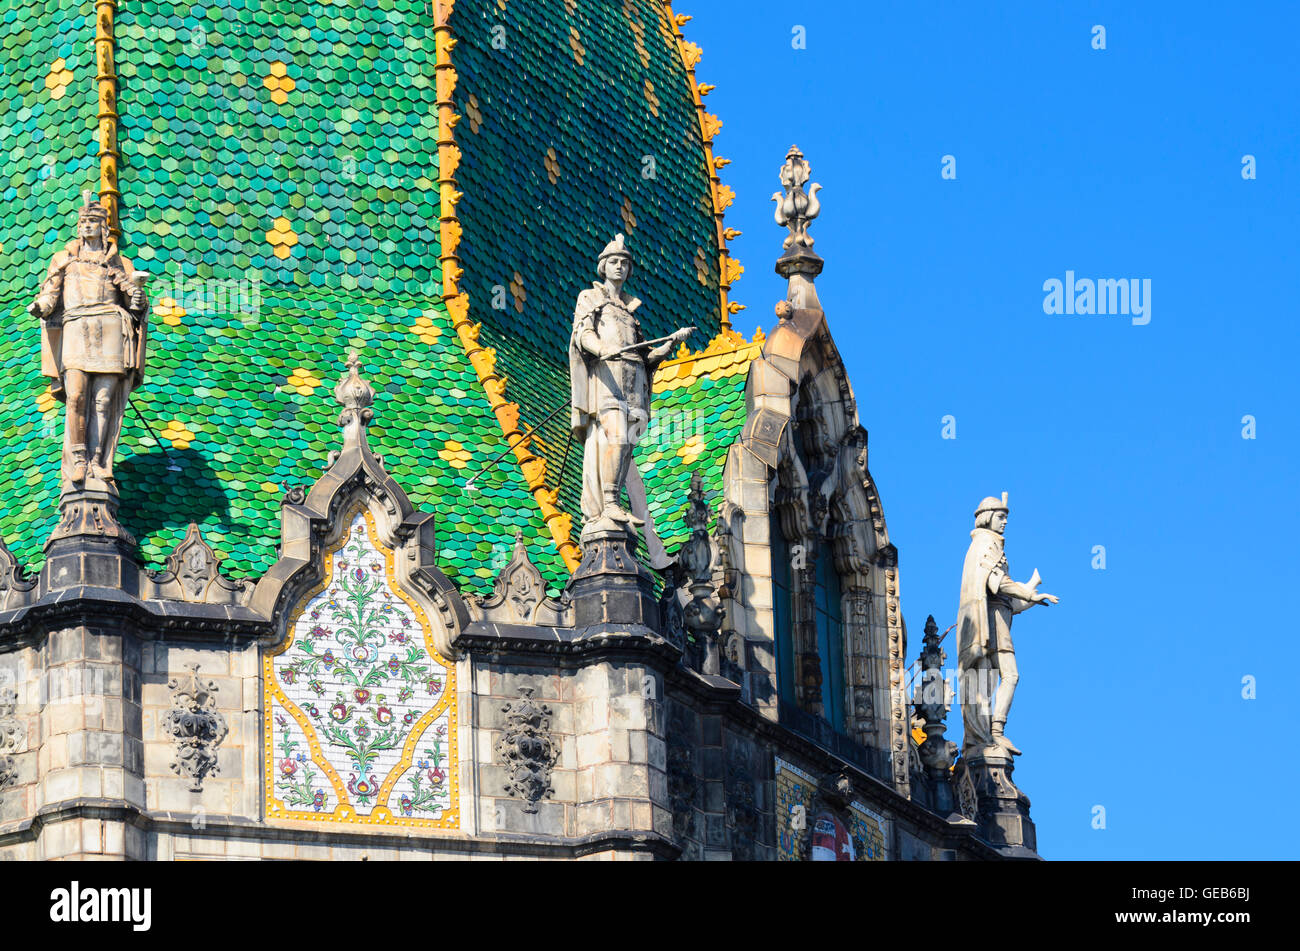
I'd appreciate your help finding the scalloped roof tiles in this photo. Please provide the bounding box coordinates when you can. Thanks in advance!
[449,0,728,524]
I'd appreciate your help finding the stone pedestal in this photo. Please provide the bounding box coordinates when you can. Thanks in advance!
[775,248,824,311]
[917,722,961,821]
[965,746,1037,857]
[569,524,660,629]
[41,487,139,595]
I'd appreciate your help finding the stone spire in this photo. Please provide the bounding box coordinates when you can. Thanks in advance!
[680,471,724,673]
[772,144,823,311]
[912,615,956,781]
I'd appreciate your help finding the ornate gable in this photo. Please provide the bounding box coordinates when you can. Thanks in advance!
[258,353,467,830]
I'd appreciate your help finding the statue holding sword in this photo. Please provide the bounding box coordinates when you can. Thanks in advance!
[568,234,694,567]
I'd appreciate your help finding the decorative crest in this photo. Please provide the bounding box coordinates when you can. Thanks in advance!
[469,530,569,626]
[145,523,253,605]
[162,664,229,791]
[496,687,559,813]
[772,145,822,251]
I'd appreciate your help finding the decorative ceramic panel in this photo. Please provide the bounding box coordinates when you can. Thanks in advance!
[774,757,888,861]
[264,507,458,829]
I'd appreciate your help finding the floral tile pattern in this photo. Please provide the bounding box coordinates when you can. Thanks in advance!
[264,507,458,829]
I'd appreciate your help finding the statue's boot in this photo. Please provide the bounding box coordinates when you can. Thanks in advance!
[91,452,113,482]
[601,497,643,527]
[69,445,88,483]
[991,720,1021,756]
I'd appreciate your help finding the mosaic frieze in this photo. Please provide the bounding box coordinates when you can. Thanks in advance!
[774,757,888,861]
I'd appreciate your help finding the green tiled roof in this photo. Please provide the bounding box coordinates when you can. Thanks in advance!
[638,336,759,550]
[0,1,730,596]
[0,0,563,594]
[0,0,98,305]
[450,0,724,519]
[0,0,98,568]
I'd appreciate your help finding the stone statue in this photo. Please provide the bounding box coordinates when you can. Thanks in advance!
[28,193,149,490]
[568,234,692,568]
[956,493,1057,757]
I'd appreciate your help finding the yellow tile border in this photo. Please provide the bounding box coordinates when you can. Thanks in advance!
[434,1,744,574]
[662,2,745,331]
[653,325,766,393]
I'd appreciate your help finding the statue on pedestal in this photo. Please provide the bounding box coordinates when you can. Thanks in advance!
[568,234,692,569]
[956,493,1057,758]
[28,193,149,492]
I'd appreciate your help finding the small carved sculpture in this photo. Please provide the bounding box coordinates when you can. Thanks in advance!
[771,145,822,251]
[956,494,1058,758]
[955,761,978,821]
[162,664,229,791]
[28,192,149,489]
[568,233,693,566]
[496,687,558,813]
[0,688,22,790]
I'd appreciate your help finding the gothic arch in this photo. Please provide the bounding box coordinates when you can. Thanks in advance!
[720,306,910,796]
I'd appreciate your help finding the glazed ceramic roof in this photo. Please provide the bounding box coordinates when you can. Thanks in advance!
[638,327,764,550]
[0,0,747,596]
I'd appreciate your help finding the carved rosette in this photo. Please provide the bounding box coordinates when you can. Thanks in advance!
[495,687,558,813]
[0,688,23,790]
[162,664,229,792]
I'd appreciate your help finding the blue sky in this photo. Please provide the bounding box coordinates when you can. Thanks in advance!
[687,0,1297,858]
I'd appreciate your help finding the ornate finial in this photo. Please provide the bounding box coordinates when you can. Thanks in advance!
[333,350,376,454]
[772,145,822,251]
[679,470,724,672]
[913,614,957,781]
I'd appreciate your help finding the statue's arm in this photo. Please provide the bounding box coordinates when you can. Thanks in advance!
[573,299,605,358]
[29,255,66,318]
[118,256,146,314]
[994,573,1056,609]
[647,326,694,365]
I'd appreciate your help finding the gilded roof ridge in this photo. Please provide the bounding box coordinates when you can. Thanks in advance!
[662,2,746,331]
[436,0,582,573]
[652,325,766,393]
